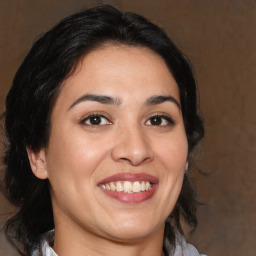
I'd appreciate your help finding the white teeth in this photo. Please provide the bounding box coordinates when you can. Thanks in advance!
[100,181,152,193]
[123,181,132,193]
[141,181,145,191]
[110,182,115,191]
[132,181,141,192]
[116,181,123,192]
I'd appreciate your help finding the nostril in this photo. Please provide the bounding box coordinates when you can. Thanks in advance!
[111,131,153,166]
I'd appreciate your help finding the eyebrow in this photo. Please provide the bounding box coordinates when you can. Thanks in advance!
[145,95,181,109]
[68,93,121,110]
[68,93,180,110]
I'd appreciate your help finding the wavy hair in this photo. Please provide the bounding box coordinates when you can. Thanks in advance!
[3,5,204,255]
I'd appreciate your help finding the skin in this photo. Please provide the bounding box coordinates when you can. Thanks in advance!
[28,44,188,256]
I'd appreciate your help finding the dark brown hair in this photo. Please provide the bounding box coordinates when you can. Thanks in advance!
[3,5,204,255]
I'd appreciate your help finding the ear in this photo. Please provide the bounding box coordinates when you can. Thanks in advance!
[185,161,189,172]
[26,147,48,179]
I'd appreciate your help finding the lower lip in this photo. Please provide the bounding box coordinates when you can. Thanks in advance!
[100,184,158,204]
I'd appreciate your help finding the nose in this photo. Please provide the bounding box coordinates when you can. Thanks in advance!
[111,125,153,166]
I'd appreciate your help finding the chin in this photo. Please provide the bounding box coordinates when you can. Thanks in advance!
[105,216,164,242]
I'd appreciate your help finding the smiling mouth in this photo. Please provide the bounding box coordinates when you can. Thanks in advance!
[98,173,158,203]
[100,181,153,193]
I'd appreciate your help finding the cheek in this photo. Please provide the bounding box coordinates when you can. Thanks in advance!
[156,131,188,169]
[45,130,111,211]
[155,129,188,202]
[45,128,112,182]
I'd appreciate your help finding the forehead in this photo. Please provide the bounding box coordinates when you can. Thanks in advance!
[56,44,180,109]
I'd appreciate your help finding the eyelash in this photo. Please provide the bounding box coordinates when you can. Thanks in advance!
[80,113,175,127]
[145,114,175,126]
[80,113,112,126]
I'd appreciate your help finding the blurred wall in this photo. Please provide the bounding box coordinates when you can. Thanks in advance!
[0,1,255,255]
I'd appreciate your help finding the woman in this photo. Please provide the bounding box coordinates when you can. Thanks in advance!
[3,5,205,256]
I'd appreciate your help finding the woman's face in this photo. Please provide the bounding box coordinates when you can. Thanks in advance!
[34,44,188,242]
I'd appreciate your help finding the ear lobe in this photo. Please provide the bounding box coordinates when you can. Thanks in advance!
[185,161,189,172]
[26,147,48,179]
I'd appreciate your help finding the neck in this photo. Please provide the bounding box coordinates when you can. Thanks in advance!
[53,221,166,256]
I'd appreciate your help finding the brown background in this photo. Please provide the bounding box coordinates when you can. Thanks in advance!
[0,0,255,255]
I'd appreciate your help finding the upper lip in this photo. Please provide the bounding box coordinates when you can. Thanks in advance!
[98,172,159,185]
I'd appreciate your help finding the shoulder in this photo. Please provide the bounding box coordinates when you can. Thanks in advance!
[165,230,207,256]
[30,230,57,256]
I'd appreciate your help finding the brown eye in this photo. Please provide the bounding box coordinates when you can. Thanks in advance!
[83,115,111,126]
[146,115,174,126]
[150,116,163,125]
